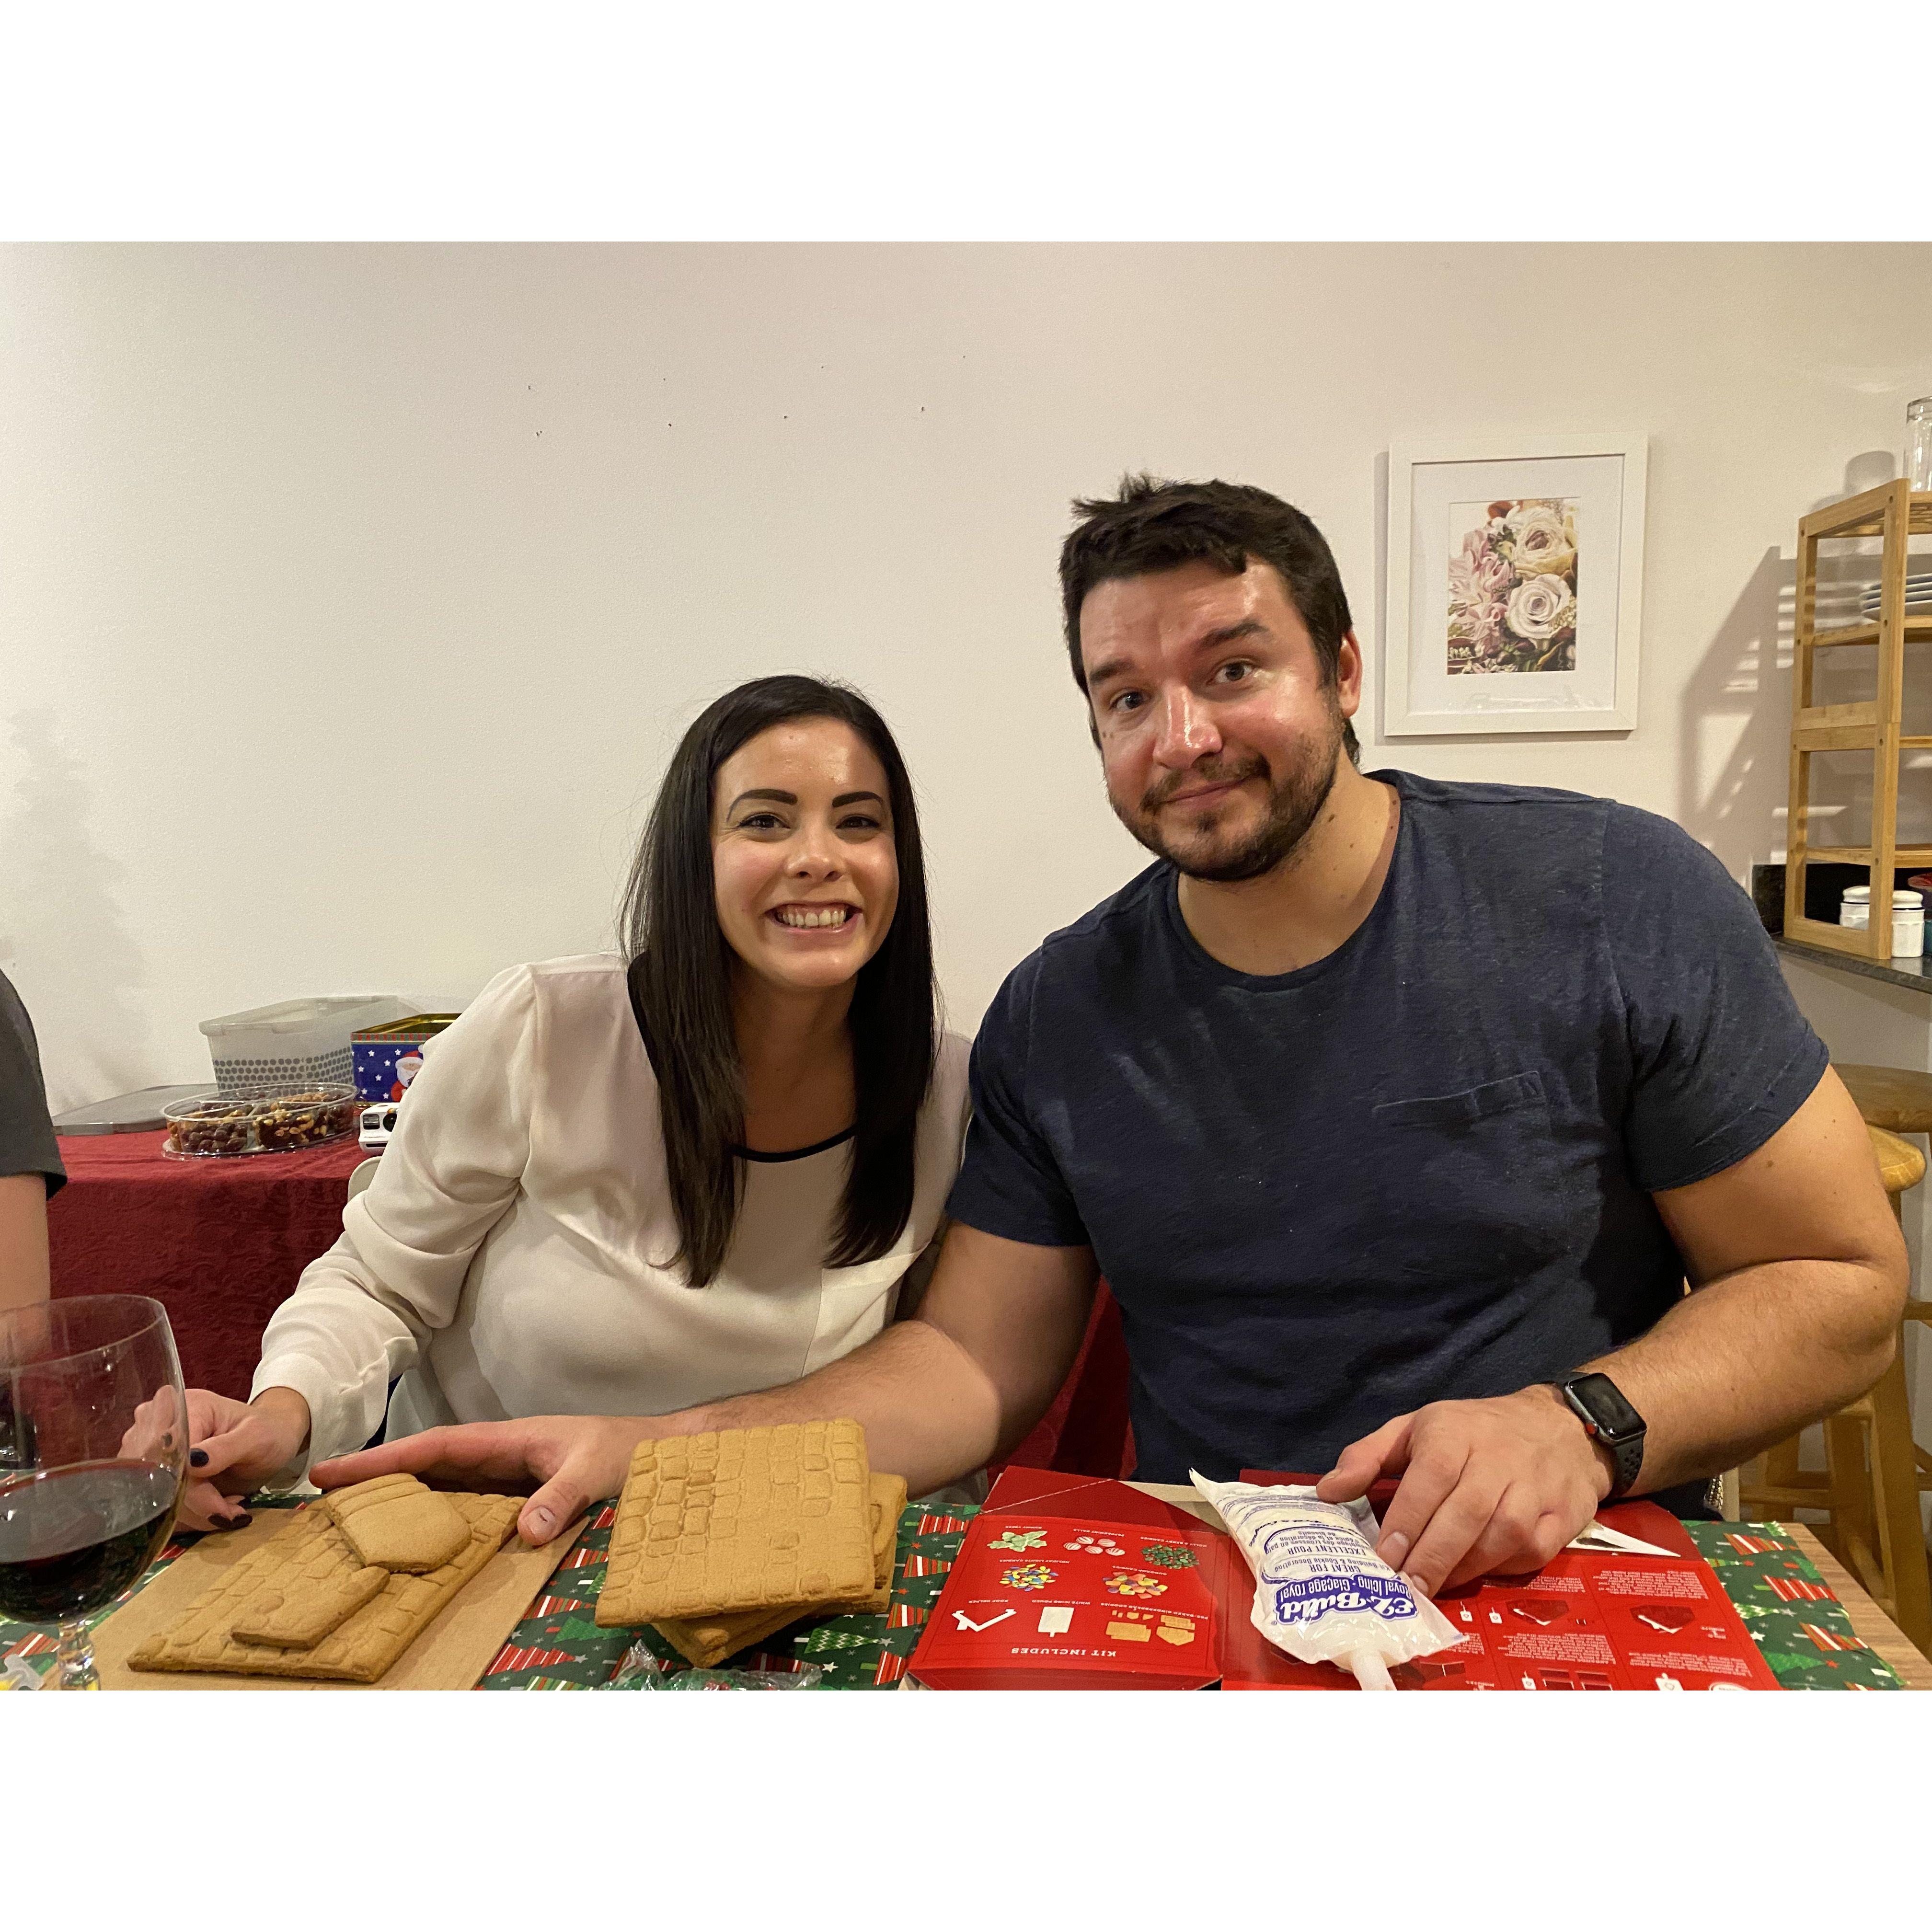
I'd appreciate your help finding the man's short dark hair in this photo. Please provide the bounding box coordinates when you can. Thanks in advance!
[1058,473,1359,763]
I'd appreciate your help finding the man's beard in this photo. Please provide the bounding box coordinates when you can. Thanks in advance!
[1114,700,1346,884]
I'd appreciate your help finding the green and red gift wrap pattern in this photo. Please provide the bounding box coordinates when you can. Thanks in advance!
[0,1503,1903,1690]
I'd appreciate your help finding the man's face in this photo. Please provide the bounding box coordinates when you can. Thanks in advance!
[1078,559,1362,882]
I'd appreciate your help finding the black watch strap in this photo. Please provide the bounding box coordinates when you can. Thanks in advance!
[1559,1374,1646,1500]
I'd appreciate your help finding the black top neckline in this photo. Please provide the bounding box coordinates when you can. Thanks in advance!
[732,1127,857,1163]
[626,955,856,1166]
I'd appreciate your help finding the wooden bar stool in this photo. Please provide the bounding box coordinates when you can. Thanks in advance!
[1836,1066,1932,1490]
[1741,1095,1932,1655]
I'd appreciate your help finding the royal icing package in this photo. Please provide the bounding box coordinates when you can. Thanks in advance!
[1190,1472,1461,1689]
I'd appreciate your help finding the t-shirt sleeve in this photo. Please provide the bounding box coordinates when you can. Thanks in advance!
[0,972,65,1199]
[1602,805,1829,1192]
[944,954,1091,1249]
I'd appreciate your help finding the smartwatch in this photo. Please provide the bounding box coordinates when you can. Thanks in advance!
[1557,1372,1646,1499]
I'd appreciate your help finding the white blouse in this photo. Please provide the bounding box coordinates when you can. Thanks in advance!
[253,955,972,1468]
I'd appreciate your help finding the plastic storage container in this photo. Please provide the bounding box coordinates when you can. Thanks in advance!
[161,1084,362,1159]
[199,996,410,1094]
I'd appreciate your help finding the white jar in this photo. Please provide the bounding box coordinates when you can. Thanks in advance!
[1896,892,1926,958]
[1840,886,1924,956]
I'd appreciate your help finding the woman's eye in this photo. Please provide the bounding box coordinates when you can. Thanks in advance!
[737,812,785,831]
[838,815,882,832]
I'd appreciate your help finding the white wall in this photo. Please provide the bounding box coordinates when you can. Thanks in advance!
[4,242,1931,1109]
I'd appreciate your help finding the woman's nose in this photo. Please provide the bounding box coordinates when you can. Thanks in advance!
[786,830,840,878]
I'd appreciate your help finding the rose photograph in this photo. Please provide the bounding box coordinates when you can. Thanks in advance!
[1446,495,1579,674]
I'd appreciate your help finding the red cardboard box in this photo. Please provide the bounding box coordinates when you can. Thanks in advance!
[913,1465,1781,1691]
[909,1471,1231,1689]
[1223,1470,1780,1692]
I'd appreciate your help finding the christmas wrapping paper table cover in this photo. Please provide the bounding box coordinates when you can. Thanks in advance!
[0,1499,1905,1691]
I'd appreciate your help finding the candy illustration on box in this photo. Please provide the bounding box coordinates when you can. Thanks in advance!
[999,1564,1058,1592]
[986,1528,1047,1553]
[1139,1541,1199,1569]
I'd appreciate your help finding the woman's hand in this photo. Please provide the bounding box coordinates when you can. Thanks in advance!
[312,1414,673,1546]
[176,1387,312,1532]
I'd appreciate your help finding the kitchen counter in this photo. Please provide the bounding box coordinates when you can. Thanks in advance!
[1775,936,1932,996]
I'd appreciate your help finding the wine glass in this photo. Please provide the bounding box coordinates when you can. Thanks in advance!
[0,1296,189,1689]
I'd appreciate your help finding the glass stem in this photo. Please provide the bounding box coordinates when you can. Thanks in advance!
[55,1618,99,1690]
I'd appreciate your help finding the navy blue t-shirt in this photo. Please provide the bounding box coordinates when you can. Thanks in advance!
[945,771,1828,1489]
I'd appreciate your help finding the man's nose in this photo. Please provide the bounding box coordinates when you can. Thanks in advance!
[1152,687,1221,767]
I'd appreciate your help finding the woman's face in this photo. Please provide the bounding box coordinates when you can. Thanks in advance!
[712,718,900,997]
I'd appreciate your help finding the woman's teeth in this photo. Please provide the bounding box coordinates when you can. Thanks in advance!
[772,907,854,929]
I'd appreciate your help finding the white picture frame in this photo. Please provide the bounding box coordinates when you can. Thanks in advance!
[1382,433,1647,736]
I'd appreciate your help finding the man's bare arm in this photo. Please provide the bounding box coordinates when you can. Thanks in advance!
[1580,1065,1906,1485]
[0,1174,51,1314]
[1322,1068,1907,1595]
[313,1225,1098,1542]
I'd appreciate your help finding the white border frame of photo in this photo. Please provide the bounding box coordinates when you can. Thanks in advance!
[1382,433,1648,736]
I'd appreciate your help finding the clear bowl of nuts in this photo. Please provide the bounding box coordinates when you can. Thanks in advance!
[161,1084,362,1159]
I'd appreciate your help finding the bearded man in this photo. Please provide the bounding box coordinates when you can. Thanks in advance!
[321,475,1906,1599]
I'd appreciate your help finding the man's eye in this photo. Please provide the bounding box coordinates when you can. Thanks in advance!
[1214,661,1253,684]
[1109,690,1146,714]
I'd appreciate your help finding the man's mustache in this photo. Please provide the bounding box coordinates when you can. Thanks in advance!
[1140,756,1268,815]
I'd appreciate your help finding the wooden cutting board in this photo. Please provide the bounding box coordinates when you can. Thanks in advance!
[92,1502,586,1690]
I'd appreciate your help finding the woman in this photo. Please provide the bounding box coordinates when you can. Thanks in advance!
[180,676,970,1532]
[0,968,63,1315]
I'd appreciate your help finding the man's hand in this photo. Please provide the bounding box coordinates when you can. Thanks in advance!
[312,1414,673,1547]
[1316,1385,1612,1597]
[177,1387,312,1532]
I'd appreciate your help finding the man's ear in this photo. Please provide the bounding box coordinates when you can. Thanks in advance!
[1335,630,1364,717]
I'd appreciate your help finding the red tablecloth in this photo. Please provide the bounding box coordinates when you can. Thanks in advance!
[44,1128,1138,1474]
[46,1131,366,1398]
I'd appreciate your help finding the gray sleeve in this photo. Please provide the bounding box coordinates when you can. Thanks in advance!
[1601,807,1828,1193]
[0,971,65,1198]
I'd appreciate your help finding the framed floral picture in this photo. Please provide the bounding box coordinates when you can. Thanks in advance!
[1382,434,1646,735]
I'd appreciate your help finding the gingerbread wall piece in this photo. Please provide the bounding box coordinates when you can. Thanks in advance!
[596,1420,874,1628]
[128,1494,520,1682]
[323,1474,472,1573]
[229,1552,389,1649]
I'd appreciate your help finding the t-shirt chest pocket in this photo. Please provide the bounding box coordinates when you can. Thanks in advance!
[1364,1070,1574,1275]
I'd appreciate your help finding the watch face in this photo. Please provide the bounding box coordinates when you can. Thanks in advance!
[1569,1373,1643,1441]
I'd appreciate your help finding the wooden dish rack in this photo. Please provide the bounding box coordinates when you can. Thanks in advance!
[1784,480,1932,957]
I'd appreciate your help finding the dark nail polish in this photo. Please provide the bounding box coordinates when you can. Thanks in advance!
[216,1513,251,1531]
[189,1449,209,1468]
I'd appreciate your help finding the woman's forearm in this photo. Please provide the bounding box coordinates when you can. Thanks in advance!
[0,1174,51,1314]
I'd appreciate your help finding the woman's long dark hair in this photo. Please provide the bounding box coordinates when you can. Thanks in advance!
[621,675,937,1288]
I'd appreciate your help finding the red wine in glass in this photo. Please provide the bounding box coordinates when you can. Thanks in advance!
[0,1459,180,1624]
[0,1296,189,1688]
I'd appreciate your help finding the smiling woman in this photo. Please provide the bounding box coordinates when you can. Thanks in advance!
[172,676,970,1535]
[627,677,933,1286]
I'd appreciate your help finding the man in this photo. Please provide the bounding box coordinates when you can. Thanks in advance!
[307,476,1904,1600]
[0,967,63,1313]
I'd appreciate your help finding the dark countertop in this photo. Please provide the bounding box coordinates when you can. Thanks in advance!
[1775,936,1932,994]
